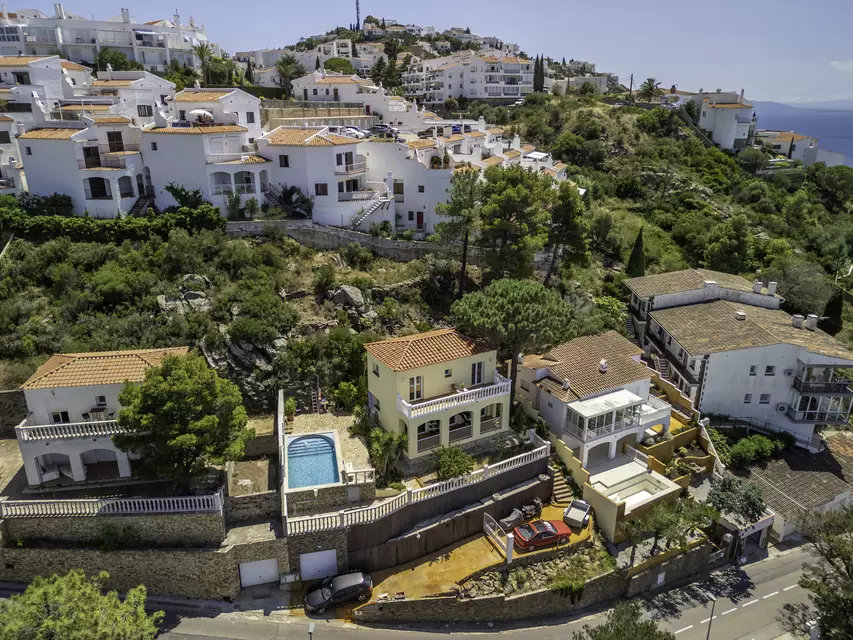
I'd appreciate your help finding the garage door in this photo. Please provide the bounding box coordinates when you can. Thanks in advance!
[300,549,338,581]
[239,559,280,587]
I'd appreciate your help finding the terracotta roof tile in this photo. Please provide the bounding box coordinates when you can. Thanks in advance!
[61,60,90,71]
[481,156,504,166]
[93,79,135,87]
[92,116,132,124]
[365,329,493,372]
[467,131,487,138]
[315,75,372,85]
[173,90,234,102]
[59,104,112,112]
[407,139,437,150]
[215,154,270,164]
[488,127,504,135]
[504,149,521,158]
[0,56,49,67]
[18,127,80,140]
[21,347,189,390]
[0,114,14,122]
[143,125,247,135]
[625,268,761,298]
[265,127,355,146]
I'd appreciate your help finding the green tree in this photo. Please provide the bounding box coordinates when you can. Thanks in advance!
[478,164,553,279]
[324,57,355,74]
[763,254,832,317]
[434,168,482,298]
[192,42,214,84]
[779,506,853,640]
[451,279,575,403]
[114,354,253,481]
[704,214,752,273]
[244,61,253,83]
[551,131,585,165]
[636,77,664,102]
[383,57,401,89]
[368,426,407,482]
[370,57,387,85]
[579,82,596,95]
[0,570,163,640]
[626,226,646,277]
[708,475,766,523]
[643,502,678,555]
[315,55,321,70]
[819,288,843,336]
[806,162,853,212]
[618,518,647,567]
[683,99,699,122]
[433,444,475,480]
[275,54,306,99]
[737,148,770,174]
[95,47,143,72]
[544,180,586,284]
[573,602,675,639]
[443,97,459,113]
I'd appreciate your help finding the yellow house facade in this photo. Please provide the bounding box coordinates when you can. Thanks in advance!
[364,329,512,460]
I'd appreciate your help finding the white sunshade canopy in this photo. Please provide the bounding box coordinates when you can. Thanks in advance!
[568,389,643,419]
[188,109,213,118]
[526,151,549,161]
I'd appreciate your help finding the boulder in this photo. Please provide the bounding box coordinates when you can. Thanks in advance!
[333,284,366,310]
[185,297,211,312]
[183,290,207,301]
[181,273,211,291]
[156,294,185,315]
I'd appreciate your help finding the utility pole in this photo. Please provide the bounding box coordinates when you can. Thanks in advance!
[355,0,361,30]
[705,596,717,639]
[628,73,634,103]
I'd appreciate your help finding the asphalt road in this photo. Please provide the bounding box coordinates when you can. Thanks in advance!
[159,546,813,640]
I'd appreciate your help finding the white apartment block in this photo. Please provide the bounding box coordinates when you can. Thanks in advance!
[250,41,388,86]
[0,5,217,73]
[569,75,609,94]
[686,89,756,150]
[625,269,853,449]
[756,129,845,167]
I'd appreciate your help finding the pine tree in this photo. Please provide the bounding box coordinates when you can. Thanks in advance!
[315,55,320,70]
[626,227,646,277]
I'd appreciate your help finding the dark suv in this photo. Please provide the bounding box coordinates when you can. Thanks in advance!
[304,571,373,614]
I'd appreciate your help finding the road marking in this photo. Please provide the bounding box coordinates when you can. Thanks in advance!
[700,616,717,623]
[783,585,797,592]
[763,591,780,599]
[722,607,738,615]
[743,599,759,607]
[674,625,694,635]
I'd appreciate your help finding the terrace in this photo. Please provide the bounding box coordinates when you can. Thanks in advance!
[397,372,511,420]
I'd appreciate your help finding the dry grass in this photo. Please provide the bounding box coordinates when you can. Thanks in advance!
[230,458,275,495]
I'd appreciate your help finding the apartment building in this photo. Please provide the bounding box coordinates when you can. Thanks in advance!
[0,5,217,72]
[569,75,609,94]
[687,89,756,150]
[756,130,815,162]
[625,269,853,448]
[15,347,188,486]
[365,329,511,460]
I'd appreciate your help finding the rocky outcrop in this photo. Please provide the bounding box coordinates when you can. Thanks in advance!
[333,284,366,310]
[157,290,211,315]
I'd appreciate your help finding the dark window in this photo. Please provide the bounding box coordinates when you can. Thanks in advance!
[0,131,10,144]
[444,368,452,378]
[178,109,186,120]
[150,142,158,151]
[279,154,290,168]
[51,410,70,424]
[408,211,414,221]
[246,111,255,123]
[248,137,254,143]
[393,181,404,196]
[765,366,776,376]
[315,183,328,196]
[312,88,318,95]
[372,363,379,377]
[418,185,425,193]
[25,146,31,155]
[137,104,153,117]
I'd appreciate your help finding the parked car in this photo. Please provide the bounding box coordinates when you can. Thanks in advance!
[372,123,399,135]
[512,519,571,552]
[304,571,373,614]
[512,99,525,107]
[417,128,435,139]
[343,126,368,139]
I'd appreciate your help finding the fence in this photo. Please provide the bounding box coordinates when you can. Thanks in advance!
[285,432,550,536]
[705,415,824,452]
[483,512,514,564]
[0,490,224,518]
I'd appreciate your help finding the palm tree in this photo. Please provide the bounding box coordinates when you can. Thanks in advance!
[368,427,407,481]
[275,54,306,99]
[636,77,664,103]
[192,42,213,85]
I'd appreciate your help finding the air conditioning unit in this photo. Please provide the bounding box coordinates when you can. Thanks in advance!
[784,369,794,377]
[776,403,787,413]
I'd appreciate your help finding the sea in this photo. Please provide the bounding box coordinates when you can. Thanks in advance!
[753,102,853,167]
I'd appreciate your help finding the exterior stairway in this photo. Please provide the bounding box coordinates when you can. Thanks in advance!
[350,193,391,229]
[653,354,672,382]
[549,458,573,507]
[129,194,152,216]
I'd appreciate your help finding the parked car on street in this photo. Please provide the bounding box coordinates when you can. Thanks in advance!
[512,519,571,552]
[512,99,525,107]
[342,126,368,139]
[304,571,373,614]
[371,123,399,135]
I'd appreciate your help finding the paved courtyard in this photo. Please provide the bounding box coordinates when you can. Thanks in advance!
[289,413,370,469]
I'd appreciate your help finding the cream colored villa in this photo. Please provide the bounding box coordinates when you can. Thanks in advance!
[365,329,511,460]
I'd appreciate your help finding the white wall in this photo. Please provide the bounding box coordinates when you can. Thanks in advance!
[143,132,208,208]
[651,285,781,313]
[25,383,124,425]
[19,137,85,208]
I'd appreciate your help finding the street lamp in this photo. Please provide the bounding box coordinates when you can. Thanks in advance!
[705,596,717,640]
[308,622,316,640]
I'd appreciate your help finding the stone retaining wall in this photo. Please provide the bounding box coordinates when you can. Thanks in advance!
[287,484,352,516]
[287,527,348,577]
[0,389,26,437]
[244,433,278,457]
[1,512,225,547]
[626,542,712,596]
[225,491,281,523]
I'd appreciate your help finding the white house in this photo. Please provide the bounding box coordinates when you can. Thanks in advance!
[88,68,175,127]
[1,6,218,73]
[756,129,846,167]
[569,75,609,94]
[0,54,92,125]
[687,89,756,150]
[167,87,261,141]
[15,347,188,486]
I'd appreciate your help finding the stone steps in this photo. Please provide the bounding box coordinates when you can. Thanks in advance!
[549,461,573,507]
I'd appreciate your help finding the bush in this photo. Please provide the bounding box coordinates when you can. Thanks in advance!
[729,434,775,469]
[333,381,360,411]
[340,242,374,269]
[313,263,336,294]
[433,445,475,480]
[17,192,74,216]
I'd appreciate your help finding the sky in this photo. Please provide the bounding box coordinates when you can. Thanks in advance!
[50,0,853,103]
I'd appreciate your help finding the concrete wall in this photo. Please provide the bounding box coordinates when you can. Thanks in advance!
[349,476,551,572]
[0,389,26,436]
[287,527,348,577]
[225,491,281,523]
[1,512,225,547]
[548,434,589,486]
[626,542,712,596]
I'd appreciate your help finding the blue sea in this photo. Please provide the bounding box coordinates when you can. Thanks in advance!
[754,105,853,166]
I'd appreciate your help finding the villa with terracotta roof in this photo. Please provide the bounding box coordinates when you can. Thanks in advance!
[15,347,188,486]
[365,329,511,460]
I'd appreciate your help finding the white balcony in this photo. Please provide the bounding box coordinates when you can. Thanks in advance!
[15,419,126,442]
[397,372,511,420]
[639,394,672,428]
[334,161,367,175]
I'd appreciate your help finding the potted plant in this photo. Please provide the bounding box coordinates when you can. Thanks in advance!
[284,396,297,423]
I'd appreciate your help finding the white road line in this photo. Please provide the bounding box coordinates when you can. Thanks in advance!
[722,607,738,615]
[674,625,694,635]
[763,591,780,599]
[783,585,797,592]
[743,599,759,607]
[700,616,717,624]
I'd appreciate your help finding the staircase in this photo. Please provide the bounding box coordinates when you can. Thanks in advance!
[265,183,283,207]
[653,354,672,382]
[549,458,573,507]
[350,193,392,229]
[129,194,152,216]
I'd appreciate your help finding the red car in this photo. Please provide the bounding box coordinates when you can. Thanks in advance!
[512,519,572,552]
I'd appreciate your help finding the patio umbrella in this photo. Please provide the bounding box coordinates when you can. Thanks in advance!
[188,108,213,118]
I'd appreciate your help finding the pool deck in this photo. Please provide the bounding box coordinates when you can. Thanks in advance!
[288,413,370,469]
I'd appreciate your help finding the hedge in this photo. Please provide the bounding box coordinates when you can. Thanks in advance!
[0,204,226,242]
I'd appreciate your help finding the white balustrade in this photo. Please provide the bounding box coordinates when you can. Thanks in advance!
[397,372,511,420]
[344,468,376,485]
[0,491,223,519]
[15,419,126,442]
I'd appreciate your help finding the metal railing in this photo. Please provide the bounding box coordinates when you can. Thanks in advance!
[397,372,511,420]
[211,184,233,195]
[286,432,550,536]
[417,433,440,453]
[338,190,378,202]
[784,407,849,425]
[15,419,125,442]
[707,415,825,451]
[792,377,852,394]
[0,490,224,519]
[448,424,473,442]
[100,143,140,154]
[334,162,367,175]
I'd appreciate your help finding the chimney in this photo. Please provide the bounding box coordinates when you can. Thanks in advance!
[752,280,762,294]
[735,310,747,321]
[562,380,569,390]
[1,5,7,20]
[805,314,819,331]
[703,280,717,289]
[53,3,66,19]
[599,359,608,373]
[739,88,745,103]
[120,8,130,23]
[173,11,181,29]
[792,315,805,329]
[767,281,778,296]
[14,121,24,136]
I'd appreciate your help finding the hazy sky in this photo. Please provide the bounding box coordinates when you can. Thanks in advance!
[55,0,852,102]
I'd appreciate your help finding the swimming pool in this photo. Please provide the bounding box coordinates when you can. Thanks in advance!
[286,433,340,489]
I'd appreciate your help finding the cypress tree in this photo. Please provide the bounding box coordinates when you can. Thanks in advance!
[533,56,540,91]
[819,288,844,336]
[626,227,645,277]
[244,61,253,83]
[315,56,320,70]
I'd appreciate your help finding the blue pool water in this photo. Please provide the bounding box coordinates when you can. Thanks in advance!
[287,434,339,489]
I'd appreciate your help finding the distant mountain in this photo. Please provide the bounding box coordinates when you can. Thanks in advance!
[785,99,853,111]
[753,99,853,114]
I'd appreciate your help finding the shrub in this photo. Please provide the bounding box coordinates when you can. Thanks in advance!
[333,381,360,411]
[729,434,775,469]
[284,396,297,419]
[433,445,475,480]
[400,229,416,241]
[17,192,74,216]
[313,263,336,294]
[340,242,374,269]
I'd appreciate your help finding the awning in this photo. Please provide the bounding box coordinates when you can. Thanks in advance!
[188,109,213,118]
[133,30,158,35]
[526,151,549,161]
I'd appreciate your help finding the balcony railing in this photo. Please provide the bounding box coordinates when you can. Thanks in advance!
[792,377,853,394]
[584,418,639,441]
[100,143,140,154]
[417,433,441,453]
[211,184,233,195]
[0,492,223,519]
[448,424,473,443]
[639,394,672,426]
[397,372,511,420]
[234,183,256,194]
[0,177,15,190]
[15,419,126,442]
[338,190,378,202]
[784,407,850,424]
[334,162,367,175]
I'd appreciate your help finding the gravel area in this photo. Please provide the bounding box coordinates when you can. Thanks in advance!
[289,413,370,469]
